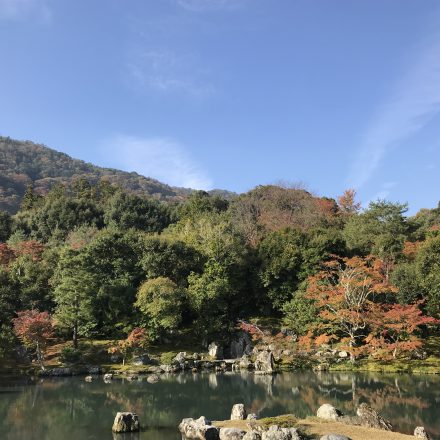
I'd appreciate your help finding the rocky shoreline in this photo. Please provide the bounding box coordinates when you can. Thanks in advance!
[177,403,433,440]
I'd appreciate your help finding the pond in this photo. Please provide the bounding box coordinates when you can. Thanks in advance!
[0,371,438,440]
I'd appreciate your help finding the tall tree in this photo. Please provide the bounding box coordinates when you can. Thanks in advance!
[53,248,97,347]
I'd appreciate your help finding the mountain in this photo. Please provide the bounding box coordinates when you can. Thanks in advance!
[0,136,234,213]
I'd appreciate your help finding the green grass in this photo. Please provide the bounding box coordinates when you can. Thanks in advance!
[257,415,298,429]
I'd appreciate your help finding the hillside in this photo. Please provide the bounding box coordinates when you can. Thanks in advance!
[0,136,233,213]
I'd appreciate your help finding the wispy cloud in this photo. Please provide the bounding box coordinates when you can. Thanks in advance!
[127,49,215,98]
[177,0,249,12]
[348,32,440,189]
[0,0,51,21]
[100,135,213,190]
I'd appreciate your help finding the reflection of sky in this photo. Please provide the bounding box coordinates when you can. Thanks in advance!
[0,372,438,439]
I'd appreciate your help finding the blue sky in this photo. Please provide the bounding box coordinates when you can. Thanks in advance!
[1,0,440,213]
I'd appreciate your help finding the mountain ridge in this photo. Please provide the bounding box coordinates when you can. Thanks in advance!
[0,136,235,213]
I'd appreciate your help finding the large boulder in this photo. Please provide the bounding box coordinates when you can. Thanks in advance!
[316,404,342,421]
[132,354,151,366]
[147,374,160,384]
[209,342,224,359]
[231,403,247,420]
[254,351,274,374]
[112,412,140,433]
[230,332,253,359]
[220,428,246,440]
[239,355,252,370]
[174,352,187,364]
[103,373,113,382]
[414,427,431,440]
[356,403,392,431]
[261,426,301,440]
[243,431,261,440]
[179,416,219,440]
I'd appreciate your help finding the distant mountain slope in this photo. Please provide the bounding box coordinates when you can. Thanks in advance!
[0,136,233,213]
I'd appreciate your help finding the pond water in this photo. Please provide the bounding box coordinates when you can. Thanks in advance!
[0,371,438,440]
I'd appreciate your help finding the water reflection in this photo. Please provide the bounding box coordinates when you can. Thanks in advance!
[0,371,438,440]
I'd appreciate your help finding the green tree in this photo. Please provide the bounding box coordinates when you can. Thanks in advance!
[53,248,97,347]
[416,236,440,316]
[0,211,12,242]
[136,277,184,339]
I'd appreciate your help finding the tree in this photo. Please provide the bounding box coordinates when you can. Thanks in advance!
[136,277,184,339]
[109,327,149,366]
[282,288,319,335]
[337,189,361,216]
[12,310,54,370]
[416,235,440,316]
[307,256,396,362]
[0,210,12,242]
[53,249,97,348]
[368,302,438,359]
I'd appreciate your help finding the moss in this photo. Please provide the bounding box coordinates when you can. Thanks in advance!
[257,414,298,429]
[160,351,178,365]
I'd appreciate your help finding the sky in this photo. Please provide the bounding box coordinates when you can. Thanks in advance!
[1,0,440,213]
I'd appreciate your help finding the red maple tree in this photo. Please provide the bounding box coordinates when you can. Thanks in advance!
[12,310,54,370]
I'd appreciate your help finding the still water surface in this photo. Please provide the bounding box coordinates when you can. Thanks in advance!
[0,371,438,440]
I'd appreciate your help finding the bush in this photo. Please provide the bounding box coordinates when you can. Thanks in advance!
[59,346,82,364]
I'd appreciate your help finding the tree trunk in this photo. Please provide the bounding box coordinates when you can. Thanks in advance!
[349,337,356,363]
[73,323,78,349]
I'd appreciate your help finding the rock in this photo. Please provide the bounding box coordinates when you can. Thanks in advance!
[239,355,252,370]
[179,416,219,440]
[193,352,201,360]
[320,435,352,440]
[112,412,140,433]
[316,404,342,421]
[220,428,246,440]
[87,365,101,374]
[230,332,253,359]
[231,403,247,420]
[254,351,274,374]
[338,351,349,358]
[247,413,258,420]
[147,374,160,384]
[103,373,113,382]
[132,354,151,366]
[41,367,73,377]
[243,431,261,440]
[209,342,224,359]
[411,350,428,360]
[85,375,93,382]
[110,354,122,363]
[414,427,431,440]
[356,403,392,431]
[261,426,301,440]
[174,352,187,364]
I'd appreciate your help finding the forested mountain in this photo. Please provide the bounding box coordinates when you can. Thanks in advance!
[0,134,439,366]
[0,136,233,213]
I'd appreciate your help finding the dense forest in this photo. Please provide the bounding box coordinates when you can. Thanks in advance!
[0,141,439,366]
[0,136,234,214]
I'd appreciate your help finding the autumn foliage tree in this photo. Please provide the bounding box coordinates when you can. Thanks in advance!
[12,310,54,370]
[109,327,149,365]
[306,256,396,362]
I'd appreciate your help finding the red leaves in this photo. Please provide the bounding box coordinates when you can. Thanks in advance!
[0,243,15,267]
[12,310,54,349]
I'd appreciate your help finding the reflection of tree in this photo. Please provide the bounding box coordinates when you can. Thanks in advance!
[0,372,438,439]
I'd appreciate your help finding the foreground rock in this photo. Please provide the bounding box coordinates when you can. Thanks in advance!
[316,404,342,421]
[261,426,301,440]
[112,412,140,433]
[179,416,220,440]
[356,403,392,431]
[231,404,247,420]
[414,427,431,440]
[220,428,246,440]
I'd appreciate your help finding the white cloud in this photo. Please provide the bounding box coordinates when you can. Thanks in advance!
[127,49,215,98]
[0,0,51,21]
[100,135,213,190]
[177,0,249,12]
[348,32,440,189]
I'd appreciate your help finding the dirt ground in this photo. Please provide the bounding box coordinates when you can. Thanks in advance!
[214,418,416,440]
